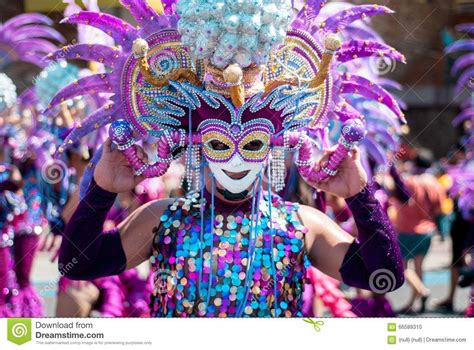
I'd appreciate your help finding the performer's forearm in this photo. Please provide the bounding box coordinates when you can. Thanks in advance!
[58,178,126,280]
[339,183,405,291]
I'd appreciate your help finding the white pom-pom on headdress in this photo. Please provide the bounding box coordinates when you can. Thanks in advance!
[177,0,291,69]
[0,73,17,113]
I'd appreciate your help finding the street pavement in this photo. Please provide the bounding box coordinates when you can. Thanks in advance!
[31,234,471,317]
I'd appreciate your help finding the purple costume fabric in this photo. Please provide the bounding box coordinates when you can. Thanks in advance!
[14,235,44,317]
[340,183,405,291]
[59,178,126,280]
[94,276,124,317]
[350,295,396,317]
[119,269,152,317]
[0,247,14,316]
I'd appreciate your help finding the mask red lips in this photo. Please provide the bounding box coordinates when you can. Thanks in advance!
[223,169,250,180]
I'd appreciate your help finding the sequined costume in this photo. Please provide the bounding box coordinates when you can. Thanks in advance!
[151,192,309,317]
[57,0,405,319]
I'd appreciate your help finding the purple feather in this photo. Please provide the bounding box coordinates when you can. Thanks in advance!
[12,26,65,43]
[452,108,473,126]
[375,128,398,149]
[340,73,404,119]
[16,39,58,55]
[452,53,474,76]
[445,39,474,54]
[0,13,53,33]
[393,96,407,112]
[342,23,383,42]
[334,101,362,121]
[362,137,387,165]
[46,44,121,68]
[60,103,119,149]
[455,67,474,94]
[378,78,403,91]
[322,5,394,33]
[119,0,159,26]
[365,105,403,132]
[21,53,50,68]
[455,23,474,35]
[46,73,113,111]
[359,150,373,179]
[336,39,405,63]
[62,11,137,46]
[161,0,178,15]
[295,0,328,21]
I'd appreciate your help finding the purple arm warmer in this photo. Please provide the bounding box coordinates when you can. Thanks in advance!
[58,178,126,280]
[389,166,411,203]
[339,183,405,292]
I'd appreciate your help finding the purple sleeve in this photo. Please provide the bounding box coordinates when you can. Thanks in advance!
[339,182,405,291]
[389,166,411,202]
[58,178,126,280]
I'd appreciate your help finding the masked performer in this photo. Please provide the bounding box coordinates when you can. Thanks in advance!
[54,0,405,317]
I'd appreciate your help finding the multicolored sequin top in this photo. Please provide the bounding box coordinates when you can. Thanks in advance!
[150,192,310,317]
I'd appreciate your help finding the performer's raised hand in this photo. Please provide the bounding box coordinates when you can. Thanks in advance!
[306,146,368,198]
[94,138,145,193]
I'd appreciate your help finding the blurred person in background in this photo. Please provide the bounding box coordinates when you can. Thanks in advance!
[392,148,446,314]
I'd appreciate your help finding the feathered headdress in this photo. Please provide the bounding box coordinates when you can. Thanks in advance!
[46,0,405,189]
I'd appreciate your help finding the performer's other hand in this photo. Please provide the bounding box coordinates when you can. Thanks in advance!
[94,138,145,193]
[306,146,368,198]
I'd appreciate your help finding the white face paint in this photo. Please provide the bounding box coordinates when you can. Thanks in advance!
[208,154,264,194]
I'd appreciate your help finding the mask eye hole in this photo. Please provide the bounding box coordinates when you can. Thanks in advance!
[243,140,264,151]
[209,140,230,151]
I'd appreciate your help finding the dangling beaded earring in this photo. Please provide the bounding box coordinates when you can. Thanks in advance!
[191,144,201,191]
[180,148,189,190]
[271,147,285,192]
